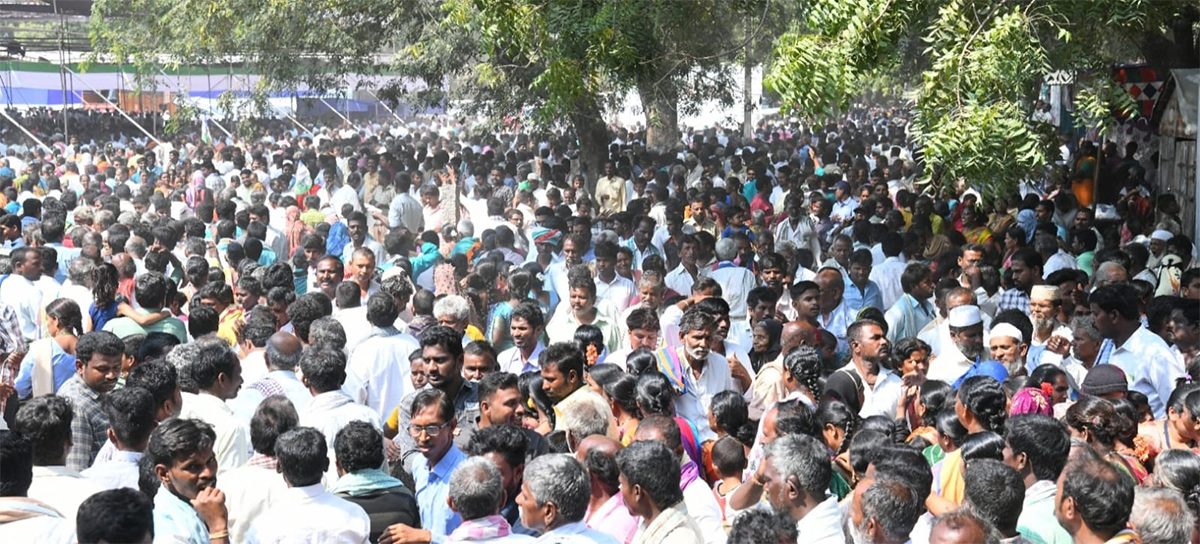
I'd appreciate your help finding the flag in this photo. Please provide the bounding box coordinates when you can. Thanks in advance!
[201,114,212,146]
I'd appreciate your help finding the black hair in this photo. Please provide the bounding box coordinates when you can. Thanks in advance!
[334,420,386,474]
[959,431,1005,462]
[710,390,755,447]
[104,387,157,449]
[958,376,1007,435]
[918,380,954,428]
[288,292,332,343]
[635,371,676,417]
[188,305,219,338]
[1061,449,1135,535]
[134,271,172,308]
[617,440,683,509]
[299,345,348,392]
[625,348,656,376]
[465,423,529,470]
[76,488,155,544]
[728,509,798,544]
[541,341,585,380]
[275,427,328,487]
[775,398,817,438]
[190,338,238,390]
[419,325,464,361]
[138,332,181,365]
[77,330,126,367]
[14,396,73,465]
[815,399,858,455]
[249,395,299,457]
[583,446,621,496]
[1088,283,1140,321]
[936,409,969,449]
[0,430,33,496]
[963,459,1025,535]
[411,387,455,423]
[849,429,889,475]
[366,292,400,328]
[126,360,179,411]
[711,435,747,478]
[146,417,216,470]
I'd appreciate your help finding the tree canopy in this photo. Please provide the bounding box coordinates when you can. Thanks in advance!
[765,0,1199,198]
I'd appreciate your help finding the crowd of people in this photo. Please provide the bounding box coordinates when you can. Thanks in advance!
[0,104,1197,544]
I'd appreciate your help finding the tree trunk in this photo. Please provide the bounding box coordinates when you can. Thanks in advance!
[568,100,609,194]
[743,11,754,140]
[639,80,681,153]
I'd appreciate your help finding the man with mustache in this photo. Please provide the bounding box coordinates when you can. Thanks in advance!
[673,309,737,442]
[928,305,988,385]
[838,319,901,418]
[59,331,124,472]
[148,418,230,543]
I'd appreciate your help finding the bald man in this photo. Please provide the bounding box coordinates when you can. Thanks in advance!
[928,511,999,544]
[749,320,821,418]
[1092,261,1129,288]
[231,331,311,425]
[815,268,854,352]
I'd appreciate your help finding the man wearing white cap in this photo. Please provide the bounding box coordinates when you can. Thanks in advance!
[1026,285,1073,370]
[1148,229,1173,270]
[927,305,987,384]
[988,322,1028,377]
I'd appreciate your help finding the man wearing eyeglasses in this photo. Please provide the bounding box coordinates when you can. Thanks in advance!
[379,388,467,544]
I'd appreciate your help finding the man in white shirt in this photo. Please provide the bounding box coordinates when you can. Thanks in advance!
[179,337,250,476]
[840,319,902,419]
[707,238,759,320]
[246,427,370,544]
[1,247,46,341]
[1092,283,1184,418]
[82,387,155,491]
[498,302,546,374]
[13,396,104,521]
[298,344,384,485]
[232,331,312,426]
[870,233,908,310]
[1036,232,1077,278]
[345,293,419,420]
[673,309,737,442]
[220,396,296,544]
[756,434,845,543]
[0,430,77,544]
[386,176,424,234]
[593,241,637,315]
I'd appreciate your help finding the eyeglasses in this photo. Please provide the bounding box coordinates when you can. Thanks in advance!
[408,421,451,437]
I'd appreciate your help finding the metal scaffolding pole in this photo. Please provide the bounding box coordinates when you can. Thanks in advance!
[62,65,163,146]
[367,89,404,124]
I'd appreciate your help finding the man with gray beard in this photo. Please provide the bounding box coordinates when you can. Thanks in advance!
[1026,285,1074,369]
[672,309,736,442]
[927,305,987,384]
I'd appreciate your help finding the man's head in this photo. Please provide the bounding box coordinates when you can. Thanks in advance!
[1088,283,1141,339]
[10,247,42,281]
[334,420,385,477]
[275,427,328,487]
[265,331,303,372]
[1130,487,1195,544]
[421,325,465,390]
[928,510,1001,544]
[540,342,585,404]
[409,388,456,463]
[126,361,183,421]
[299,344,348,393]
[249,395,299,459]
[448,456,506,522]
[13,396,72,467]
[625,307,660,351]
[510,301,545,353]
[350,248,376,287]
[517,454,591,533]
[616,440,683,519]
[76,330,125,395]
[434,295,472,334]
[463,341,498,383]
[133,271,172,309]
[1029,285,1062,331]
[465,423,529,506]
[847,319,890,369]
[1055,450,1135,540]
[1008,249,1043,292]
[104,386,157,452]
[678,308,713,365]
[850,475,926,544]
[478,372,525,428]
[191,337,243,399]
[148,418,218,501]
[963,459,1025,537]
[762,433,831,517]
[315,256,343,297]
[815,268,845,311]
[76,488,155,544]
[947,305,986,361]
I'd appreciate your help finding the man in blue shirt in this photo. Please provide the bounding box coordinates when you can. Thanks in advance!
[147,418,230,543]
[380,388,467,543]
[844,249,884,315]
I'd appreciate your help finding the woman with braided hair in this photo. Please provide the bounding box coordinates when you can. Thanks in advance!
[1066,396,1148,484]
[781,345,822,406]
[815,398,858,499]
[933,376,1009,506]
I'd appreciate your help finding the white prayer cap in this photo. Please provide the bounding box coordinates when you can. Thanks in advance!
[527,172,539,181]
[1151,229,1174,241]
[990,323,1024,344]
[1030,285,1060,301]
[948,305,983,328]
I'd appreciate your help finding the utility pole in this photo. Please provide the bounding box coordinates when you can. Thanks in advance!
[743,10,753,140]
